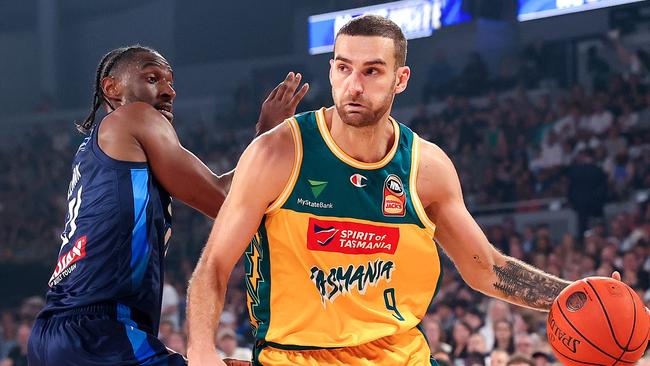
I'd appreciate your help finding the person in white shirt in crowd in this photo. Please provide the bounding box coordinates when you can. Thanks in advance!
[479,299,512,350]
[530,130,563,171]
[552,104,582,138]
[586,98,613,136]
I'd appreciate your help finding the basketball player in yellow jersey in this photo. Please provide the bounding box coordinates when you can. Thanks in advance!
[186,16,626,366]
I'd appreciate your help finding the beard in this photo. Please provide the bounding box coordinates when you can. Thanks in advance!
[333,89,395,128]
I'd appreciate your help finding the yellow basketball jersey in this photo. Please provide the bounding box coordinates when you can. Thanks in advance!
[245,108,442,355]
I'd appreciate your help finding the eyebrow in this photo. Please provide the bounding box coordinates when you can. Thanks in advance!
[335,56,387,67]
[141,61,174,76]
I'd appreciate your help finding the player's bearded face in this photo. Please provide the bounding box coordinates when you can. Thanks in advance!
[332,78,395,128]
[330,35,400,127]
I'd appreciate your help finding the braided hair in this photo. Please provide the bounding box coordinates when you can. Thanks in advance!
[76,45,158,134]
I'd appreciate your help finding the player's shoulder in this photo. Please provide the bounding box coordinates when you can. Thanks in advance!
[415,137,459,206]
[101,102,170,135]
[253,118,295,149]
[416,137,455,172]
[107,102,164,121]
[243,119,295,163]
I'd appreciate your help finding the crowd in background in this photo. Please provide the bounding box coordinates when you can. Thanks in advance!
[1,30,650,366]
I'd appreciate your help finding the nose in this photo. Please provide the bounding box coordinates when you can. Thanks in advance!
[160,82,176,101]
[346,71,363,97]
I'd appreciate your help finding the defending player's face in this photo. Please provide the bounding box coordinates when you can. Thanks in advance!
[119,52,176,122]
[330,35,410,127]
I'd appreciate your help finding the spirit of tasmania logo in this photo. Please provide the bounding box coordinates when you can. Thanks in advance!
[310,259,395,305]
[307,218,399,255]
[48,236,87,287]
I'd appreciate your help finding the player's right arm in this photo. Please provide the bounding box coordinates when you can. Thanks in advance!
[99,102,226,218]
[186,122,295,366]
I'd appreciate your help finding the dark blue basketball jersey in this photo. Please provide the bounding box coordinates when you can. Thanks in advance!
[40,118,172,334]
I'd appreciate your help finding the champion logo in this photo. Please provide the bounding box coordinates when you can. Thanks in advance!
[350,174,367,188]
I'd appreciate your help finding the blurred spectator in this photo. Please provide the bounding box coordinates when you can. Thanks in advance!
[423,49,456,102]
[489,349,510,366]
[451,320,473,361]
[216,328,251,361]
[514,333,534,359]
[158,319,174,343]
[161,279,181,330]
[587,46,610,92]
[0,312,17,359]
[567,149,608,237]
[0,323,29,366]
[422,314,453,354]
[457,52,489,96]
[492,320,516,355]
[531,351,551,366]
[167,331,187,357]
[480,300,512,350]
[506,354,535,366]
[467,332,487,355]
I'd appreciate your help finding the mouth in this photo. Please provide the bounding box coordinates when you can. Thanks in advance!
[155,103,174,121]
[344,102,366,112]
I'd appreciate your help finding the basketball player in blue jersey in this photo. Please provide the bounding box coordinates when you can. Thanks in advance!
[27,45,308,366]
[185,16,631,366]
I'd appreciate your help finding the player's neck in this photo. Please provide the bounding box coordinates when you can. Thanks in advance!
[327,107,395,164]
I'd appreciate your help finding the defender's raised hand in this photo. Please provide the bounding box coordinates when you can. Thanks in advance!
[256,72,309,136]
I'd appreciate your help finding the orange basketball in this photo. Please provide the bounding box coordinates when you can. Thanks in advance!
[547,277,650,366]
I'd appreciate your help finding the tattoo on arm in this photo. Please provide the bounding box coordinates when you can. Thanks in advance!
[492,260,570,311]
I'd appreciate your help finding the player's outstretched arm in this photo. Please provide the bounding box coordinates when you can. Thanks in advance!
[417,139,570,312]
[186,123,294,365]
[216,71,308,193]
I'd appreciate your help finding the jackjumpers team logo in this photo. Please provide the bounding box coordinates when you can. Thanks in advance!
[307,218,399,255]
[383,174,406,217]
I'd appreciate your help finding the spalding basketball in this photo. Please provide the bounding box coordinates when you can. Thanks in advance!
[547,277,649,366]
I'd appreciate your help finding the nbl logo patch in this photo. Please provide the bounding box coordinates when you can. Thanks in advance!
[383,174,406,217]
[306,218,399,255]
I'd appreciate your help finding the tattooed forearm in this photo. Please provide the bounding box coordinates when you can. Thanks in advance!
[492,260,570,311]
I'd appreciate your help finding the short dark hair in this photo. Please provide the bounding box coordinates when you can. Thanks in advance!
[76,45,159,134]
[336,15,407,67]
[506,354,535,366]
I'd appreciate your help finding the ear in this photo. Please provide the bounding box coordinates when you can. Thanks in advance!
[394,66,410,95]
[100,76,122,106]
[329,59,335,86]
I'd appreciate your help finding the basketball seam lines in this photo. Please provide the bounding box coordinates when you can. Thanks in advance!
[548,338,607,366]
[556,298,619,361]
[585,280,626,350]
[584,281,638,364]
[621,285,647,352]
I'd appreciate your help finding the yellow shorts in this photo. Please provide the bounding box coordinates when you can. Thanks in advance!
[256,328,436,366]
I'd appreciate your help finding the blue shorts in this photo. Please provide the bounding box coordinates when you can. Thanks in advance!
[28,303,186,366]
